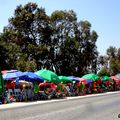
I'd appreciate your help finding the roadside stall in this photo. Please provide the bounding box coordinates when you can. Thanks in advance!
[39,83,57,99]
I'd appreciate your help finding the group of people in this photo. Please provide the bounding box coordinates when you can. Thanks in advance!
[0,78,119,104]
[0,81,38,104]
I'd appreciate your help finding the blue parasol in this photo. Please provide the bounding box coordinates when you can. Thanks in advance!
[3,70,24,80]
[68,76,80,83]
[20,72,44,82]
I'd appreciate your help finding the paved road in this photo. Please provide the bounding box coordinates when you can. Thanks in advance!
[0,92,120,120]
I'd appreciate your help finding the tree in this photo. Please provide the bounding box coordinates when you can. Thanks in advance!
[51,10,98,76]
[51,10,77,74]
[16,59,37,71]
[107,46,117,58]
[0,3,99,76]
[0,32,13,70]
[117,48,120,61]
[97,67,110,76]
[3,2,54,70]
[106,46,120,75]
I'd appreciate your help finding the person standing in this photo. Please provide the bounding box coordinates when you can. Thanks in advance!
[33,81,39,100]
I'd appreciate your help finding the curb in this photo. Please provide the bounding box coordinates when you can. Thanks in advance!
[0,91,120,110]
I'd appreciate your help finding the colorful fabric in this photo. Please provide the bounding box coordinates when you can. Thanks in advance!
[34,83,39,93]
[79,83,85,92]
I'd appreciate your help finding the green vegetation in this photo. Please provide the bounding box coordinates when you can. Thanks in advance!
[98,46,120,76]
[0,2,98,76]
[2,2,120,76]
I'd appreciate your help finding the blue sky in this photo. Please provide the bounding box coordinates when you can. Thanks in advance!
[0,0,120,55]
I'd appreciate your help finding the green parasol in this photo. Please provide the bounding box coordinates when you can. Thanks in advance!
[82,73,99,82]
[100,76,110,81]
[35,69,60,84]
[58,76,72,84]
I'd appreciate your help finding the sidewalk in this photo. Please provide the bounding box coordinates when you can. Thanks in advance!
[0,91,120,110]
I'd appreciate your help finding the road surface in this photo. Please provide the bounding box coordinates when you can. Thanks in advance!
[0,92,120,120]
